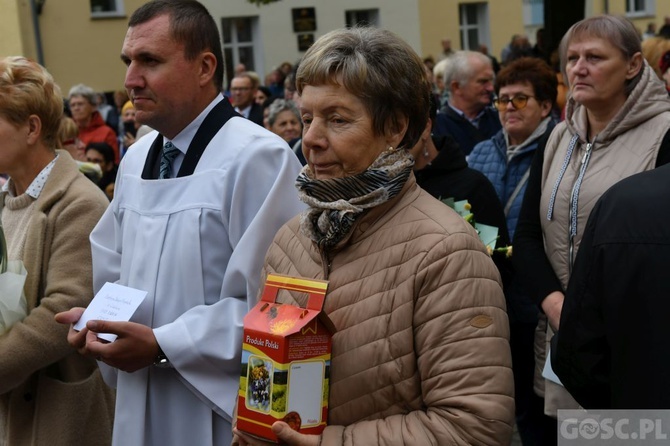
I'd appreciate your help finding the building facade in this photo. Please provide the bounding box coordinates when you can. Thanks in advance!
[0,0,668,94]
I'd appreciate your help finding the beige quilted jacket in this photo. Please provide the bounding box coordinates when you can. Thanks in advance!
[262,175,514,446]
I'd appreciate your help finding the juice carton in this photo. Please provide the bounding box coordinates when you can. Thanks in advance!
[237,274,334,442]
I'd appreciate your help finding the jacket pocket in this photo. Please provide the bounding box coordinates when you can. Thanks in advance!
[33,367,115,446]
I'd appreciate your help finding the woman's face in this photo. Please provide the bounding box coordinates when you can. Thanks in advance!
[255,89,268,105]
[271,110,301,143]
[565,37,641,110]
[497,82,551,145]
[69,95,94,124]
[122,107,136,123]
[86,148,112,173]
[300,83,405,180]
[0,115,27,175]
[64,138,86,161]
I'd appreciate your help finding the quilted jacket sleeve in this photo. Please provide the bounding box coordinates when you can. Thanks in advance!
[321,231,515,446]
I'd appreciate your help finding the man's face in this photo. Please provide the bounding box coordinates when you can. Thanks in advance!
[121,14,206,138]
[457,58,494,112]
[230,77,255,109]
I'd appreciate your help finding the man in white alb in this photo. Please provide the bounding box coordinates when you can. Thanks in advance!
[56,1,304,445]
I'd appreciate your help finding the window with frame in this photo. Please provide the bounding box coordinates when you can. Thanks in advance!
[626,0,655,16]
[222,17,259,90]
[345,9,379,28]
[90,0,124,17]
[459,3,490,51]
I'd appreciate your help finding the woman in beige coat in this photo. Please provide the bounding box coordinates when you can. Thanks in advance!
[0,56,113,445]
[233,27,514,446]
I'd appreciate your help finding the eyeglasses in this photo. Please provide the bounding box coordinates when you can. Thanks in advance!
[231,87,251,92]
[493,94,535,111]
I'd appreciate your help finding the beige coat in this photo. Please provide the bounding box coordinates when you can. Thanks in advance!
[0,151,114,445]
[536,63,670,416]
[262,175,515,445]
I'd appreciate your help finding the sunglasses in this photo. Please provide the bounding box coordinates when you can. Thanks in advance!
[493,94,535,111]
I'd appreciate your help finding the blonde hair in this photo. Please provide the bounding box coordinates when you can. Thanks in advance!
[57,116,79,145]
[642,37,670,79]
[0,56,63,147]
[121,100,135,114]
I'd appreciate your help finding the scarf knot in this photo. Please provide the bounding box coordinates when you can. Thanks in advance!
[296,148,413,251]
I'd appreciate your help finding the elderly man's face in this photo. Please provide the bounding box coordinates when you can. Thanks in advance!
[231,77,255,109]
[457,57,494,111]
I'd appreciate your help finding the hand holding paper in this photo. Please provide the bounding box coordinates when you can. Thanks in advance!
[57,282,160,373]
[73,282,147,342]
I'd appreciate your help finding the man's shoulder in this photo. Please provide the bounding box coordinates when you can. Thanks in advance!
[602,165,670,211]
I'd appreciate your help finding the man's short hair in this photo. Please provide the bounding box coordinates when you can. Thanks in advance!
[235,71,260,90]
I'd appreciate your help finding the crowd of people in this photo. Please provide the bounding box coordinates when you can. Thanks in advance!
[1,1,670,445]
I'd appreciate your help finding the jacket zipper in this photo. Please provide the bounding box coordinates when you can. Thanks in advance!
[568,141,593,275]
[320,249,331,279]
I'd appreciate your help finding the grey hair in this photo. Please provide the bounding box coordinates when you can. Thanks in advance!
[267,99,300,127]
[559,15,643,94]
[68,83,96,105]
[443,51,492,89]
[432,58,450,82]
[296,26,430,150]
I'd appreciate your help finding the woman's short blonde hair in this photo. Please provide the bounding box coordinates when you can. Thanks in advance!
[57,117,79,148]
[0,56,63,147]
[296,27,430,150]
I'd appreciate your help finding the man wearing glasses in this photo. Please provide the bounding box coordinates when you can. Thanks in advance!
[434,50,501,156]
[230,72,264,126]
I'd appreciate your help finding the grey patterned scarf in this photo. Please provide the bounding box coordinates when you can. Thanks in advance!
[296,147,414,251]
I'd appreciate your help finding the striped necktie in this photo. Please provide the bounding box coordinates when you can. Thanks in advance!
[159,141,180,179]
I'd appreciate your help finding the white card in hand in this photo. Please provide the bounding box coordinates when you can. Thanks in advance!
[73,282,148,342]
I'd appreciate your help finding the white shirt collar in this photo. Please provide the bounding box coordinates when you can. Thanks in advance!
[234,104,252,119]
[3,154,59,199]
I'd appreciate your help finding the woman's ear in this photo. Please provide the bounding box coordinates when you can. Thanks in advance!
[26,115,42,145]
[626,52,643,80]
[540,100,553,119]
[387,114,409,149]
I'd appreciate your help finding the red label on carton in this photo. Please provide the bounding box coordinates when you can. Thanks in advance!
[237,274,333,443]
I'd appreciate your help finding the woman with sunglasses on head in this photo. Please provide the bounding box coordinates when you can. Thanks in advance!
[513,14,670,438]
[468,56,558,445]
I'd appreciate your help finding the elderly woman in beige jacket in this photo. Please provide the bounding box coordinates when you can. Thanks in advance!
[233,27,514,446]
[0,56,113,445]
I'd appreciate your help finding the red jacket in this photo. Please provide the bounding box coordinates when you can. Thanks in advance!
[79,111,119,163]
